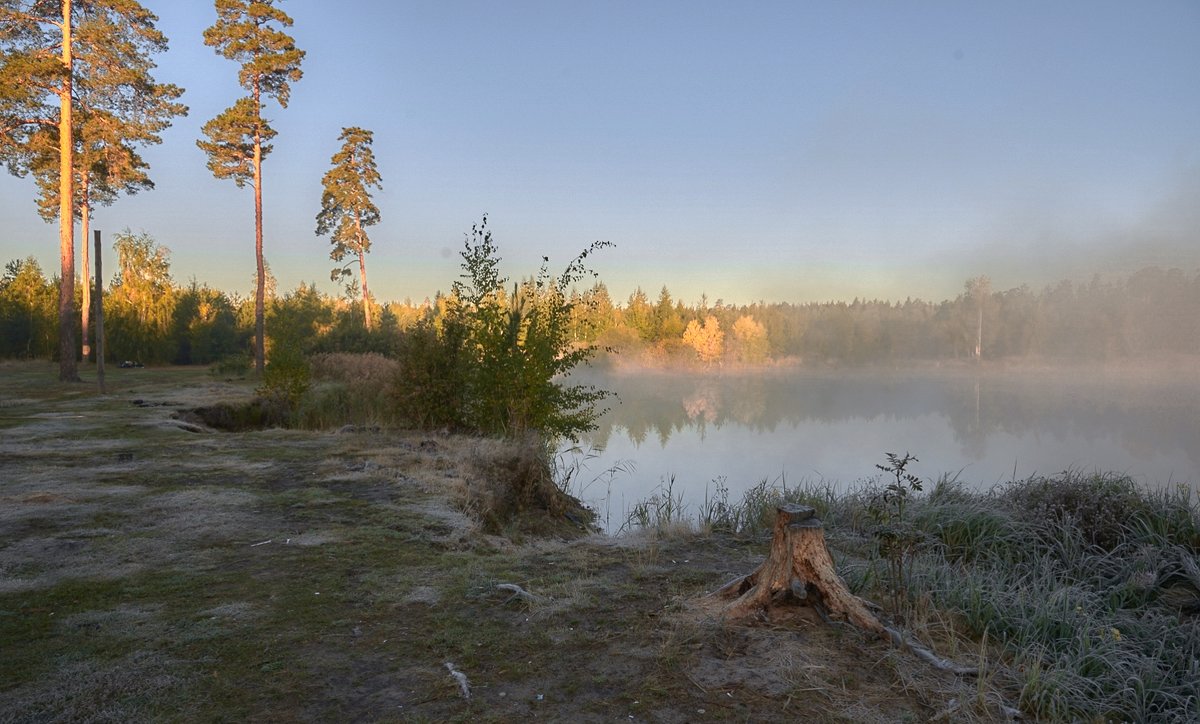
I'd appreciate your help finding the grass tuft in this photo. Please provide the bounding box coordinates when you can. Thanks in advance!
[461,435,597,539]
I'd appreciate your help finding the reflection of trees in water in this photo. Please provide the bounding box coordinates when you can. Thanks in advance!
[586,370,1200,476]
[725,378,769,426]
[592,378,695,448]
[682,383,720,423]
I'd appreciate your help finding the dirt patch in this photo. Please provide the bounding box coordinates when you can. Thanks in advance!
[177,399,289,432]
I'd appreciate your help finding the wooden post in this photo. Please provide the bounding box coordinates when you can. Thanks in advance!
[94,230,105,394]
[712,504,884,635]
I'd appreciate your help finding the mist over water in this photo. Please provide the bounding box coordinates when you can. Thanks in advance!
[569,364,1200,529]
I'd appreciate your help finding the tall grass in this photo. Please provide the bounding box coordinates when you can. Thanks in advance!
[293,352,399,429]
[619,475,688,534]
[840,470,1199,721]
[914,473,1200,722]
[460,435,598,538]
[551,444,635,533]
[623,467,1200,721]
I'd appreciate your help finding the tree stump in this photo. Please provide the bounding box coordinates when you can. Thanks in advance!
[712,504,884,635]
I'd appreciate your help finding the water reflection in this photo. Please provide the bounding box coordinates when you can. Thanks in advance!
[574,366,1199,525]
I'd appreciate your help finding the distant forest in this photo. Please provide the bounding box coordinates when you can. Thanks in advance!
[1,233,1197,367]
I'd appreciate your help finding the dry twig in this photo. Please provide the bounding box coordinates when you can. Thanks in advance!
[444,662,470,699]
[496,582,542,605]
[884,626,978,676]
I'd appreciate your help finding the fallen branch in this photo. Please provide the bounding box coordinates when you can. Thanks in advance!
[496,582,543,605]
[444,661,470,699]
[885,626,978,676]
[249,539,272,547]
[932,696,1023,721]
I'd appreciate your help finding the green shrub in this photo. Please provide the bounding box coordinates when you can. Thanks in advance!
[257,345,310,420]
[210,353,250,378]
[390,319,467,430]
[390,216,611,441]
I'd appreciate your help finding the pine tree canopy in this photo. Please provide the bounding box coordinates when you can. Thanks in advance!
[0,0,186,216]
[196,96,275,187]
[203,0,304,108]
[316,126,382,268]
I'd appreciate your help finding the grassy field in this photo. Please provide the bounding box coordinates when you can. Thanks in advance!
[2,361,1195,722]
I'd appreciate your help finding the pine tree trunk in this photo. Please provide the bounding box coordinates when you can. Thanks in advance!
[358,251,371,330]
[353,215,371,330]
[57,0,78,382]
[252,117,265,375]
[712,504,884,635]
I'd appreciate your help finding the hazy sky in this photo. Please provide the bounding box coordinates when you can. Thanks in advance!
[3,0,1198,305]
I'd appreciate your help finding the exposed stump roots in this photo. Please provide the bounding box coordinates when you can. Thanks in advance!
[712,504,884,635]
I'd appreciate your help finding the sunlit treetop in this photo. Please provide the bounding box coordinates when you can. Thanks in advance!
[316,126,382,258]
[202,0,304,107]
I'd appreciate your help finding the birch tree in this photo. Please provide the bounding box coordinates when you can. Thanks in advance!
[731,315,769,364]
[965,275,991,360]
[316,126,381,329]
[198,0,304,374]
[106,229,175,363]
[683,315,724,366]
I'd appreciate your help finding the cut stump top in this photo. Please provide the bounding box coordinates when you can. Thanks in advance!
[777,504,819,526]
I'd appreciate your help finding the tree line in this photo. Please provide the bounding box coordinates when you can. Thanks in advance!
[2,229,1196,367]
[4,2,1197,382]
[568,268,1200,365]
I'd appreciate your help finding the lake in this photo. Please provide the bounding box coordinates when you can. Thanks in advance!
[565,362,1200,529]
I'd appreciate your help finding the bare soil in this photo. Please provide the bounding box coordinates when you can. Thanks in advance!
[0,362,1004,722]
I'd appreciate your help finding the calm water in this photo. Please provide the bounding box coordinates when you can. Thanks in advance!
[566,364,1200,528]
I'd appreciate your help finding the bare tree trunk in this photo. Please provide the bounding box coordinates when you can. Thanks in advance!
[252,113,265,375]
[975,305,983,361]
[81,175,91,362]
[57,0,78,382]
[712,504,884,635]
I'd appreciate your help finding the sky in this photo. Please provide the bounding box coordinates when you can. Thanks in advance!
[3,0,1199,306]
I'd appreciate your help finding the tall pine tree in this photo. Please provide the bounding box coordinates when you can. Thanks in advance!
[3,0,79,380]
[316,126,382,329]
[1,0,183,379]
[19,3,186,362]
[198,0,304,374]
